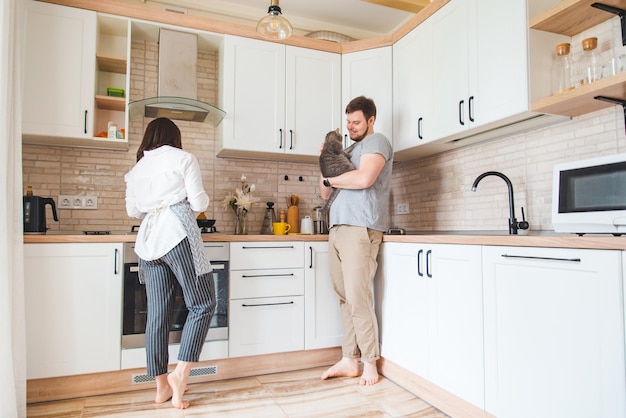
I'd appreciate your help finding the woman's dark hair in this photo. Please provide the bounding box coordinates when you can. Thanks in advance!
[345,96,377,122]
[136,117,182,161]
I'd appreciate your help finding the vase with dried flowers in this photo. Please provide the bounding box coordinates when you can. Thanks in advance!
[222,174,259,234]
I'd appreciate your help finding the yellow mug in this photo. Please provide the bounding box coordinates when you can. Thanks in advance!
[273,222,291,235]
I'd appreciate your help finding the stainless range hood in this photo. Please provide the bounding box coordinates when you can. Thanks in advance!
[128,29,225,126]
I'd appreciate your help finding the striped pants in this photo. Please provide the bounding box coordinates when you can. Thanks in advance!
[139,238,216,377]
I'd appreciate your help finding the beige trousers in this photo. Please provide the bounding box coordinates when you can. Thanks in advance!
[328,225,383,363]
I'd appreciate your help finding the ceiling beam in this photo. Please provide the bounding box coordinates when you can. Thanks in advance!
[361,0,429,14]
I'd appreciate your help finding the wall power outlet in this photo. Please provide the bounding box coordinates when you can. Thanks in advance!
[396,203,410,215]
[58,195,98,210]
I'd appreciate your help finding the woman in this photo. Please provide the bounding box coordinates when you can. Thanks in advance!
[125,117,215,409]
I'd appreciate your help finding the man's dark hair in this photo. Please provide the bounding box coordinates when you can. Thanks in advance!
[345,96,377,121]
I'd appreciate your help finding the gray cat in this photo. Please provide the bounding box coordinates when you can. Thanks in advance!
[319,128,355,211]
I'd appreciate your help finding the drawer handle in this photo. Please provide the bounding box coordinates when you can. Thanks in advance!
[501,254,582,262]
[241,273,295,278]
[241,301,295,307]
[241,246,295,250]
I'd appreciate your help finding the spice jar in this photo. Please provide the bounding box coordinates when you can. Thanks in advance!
[551,43,575,95]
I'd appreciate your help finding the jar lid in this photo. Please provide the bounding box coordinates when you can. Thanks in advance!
[582,37,598,51]
[556,43,571,56]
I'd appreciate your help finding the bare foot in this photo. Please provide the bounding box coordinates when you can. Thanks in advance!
[321,357,360,380]
[155,386,172,404]
[154,374,172,404]
[359,361,379,386]
[167,371,190,409]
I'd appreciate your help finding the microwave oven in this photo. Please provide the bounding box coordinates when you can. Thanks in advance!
[552,153,626,235]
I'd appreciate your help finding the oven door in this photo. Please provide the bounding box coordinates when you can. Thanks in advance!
[122,260,229,349]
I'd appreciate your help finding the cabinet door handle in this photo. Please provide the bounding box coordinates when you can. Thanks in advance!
[241,273,295,278]
[426,249,432,278]
[242,301,295,307]
[344,134,348,148]
[279,129,284,149]
[241,245,295,250]
[114,248,119,275]
[309,246,313,269]
[468,96,475,122]
[417,249,424,277]
[289,129,294,149]
[417,117,423,140]
[84,110,88,134]
[501,254,582,262]
[459,99,465,126]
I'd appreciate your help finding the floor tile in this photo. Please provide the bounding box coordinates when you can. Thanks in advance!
[27,367,449,418]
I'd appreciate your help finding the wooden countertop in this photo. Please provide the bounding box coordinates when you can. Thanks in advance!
[23,233,329,243]
[23,231,626,250]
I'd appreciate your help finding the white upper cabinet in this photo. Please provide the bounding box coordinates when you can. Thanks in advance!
[22,1,96,141]
[393,21,433,151]
[218,35,341,163]
[342,47,393,149]
[22,1,130,150]
[431,0,529,139]
[393,0,567,162]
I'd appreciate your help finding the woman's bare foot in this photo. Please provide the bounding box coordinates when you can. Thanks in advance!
[321,357,360,380]
[359,361,379,386]
[154,374,172,404]
[167,370,190,409]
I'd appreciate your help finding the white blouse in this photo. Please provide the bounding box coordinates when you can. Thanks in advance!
[125,145,209,261]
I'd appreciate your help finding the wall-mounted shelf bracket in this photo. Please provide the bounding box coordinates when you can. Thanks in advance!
[595,95,626,133]
[591,3,626,45]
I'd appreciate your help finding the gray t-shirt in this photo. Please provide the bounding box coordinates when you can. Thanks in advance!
[329,132,393,232]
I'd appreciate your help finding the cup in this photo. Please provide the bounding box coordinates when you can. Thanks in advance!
[300,216,313,234]
[273,222,291,235]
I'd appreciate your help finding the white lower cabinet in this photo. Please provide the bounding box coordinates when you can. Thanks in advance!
[378,242,484,409]
[24,243,123,379]
[304,242,342,349]
[228,242,305,357]
[482,246,626,418]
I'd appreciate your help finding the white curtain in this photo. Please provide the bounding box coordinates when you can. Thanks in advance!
[0,0,26,416]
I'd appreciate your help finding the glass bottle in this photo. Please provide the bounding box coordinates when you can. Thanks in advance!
[551,43,575,95]
[579,37,600,86]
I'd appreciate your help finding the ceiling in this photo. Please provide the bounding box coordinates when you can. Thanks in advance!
[132,0,419,40]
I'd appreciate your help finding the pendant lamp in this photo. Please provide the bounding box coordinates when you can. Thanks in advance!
[256,0,293,40]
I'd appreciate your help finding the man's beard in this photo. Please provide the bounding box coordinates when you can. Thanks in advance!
[350,130,368,142]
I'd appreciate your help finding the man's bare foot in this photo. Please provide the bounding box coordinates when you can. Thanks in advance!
[167,371,190,409]
[359,361,379,386]
[321,357,360,380]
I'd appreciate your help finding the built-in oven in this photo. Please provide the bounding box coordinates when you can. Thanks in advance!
[122,242,229,349]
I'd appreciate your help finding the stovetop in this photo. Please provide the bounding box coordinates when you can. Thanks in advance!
[82,225,221,235]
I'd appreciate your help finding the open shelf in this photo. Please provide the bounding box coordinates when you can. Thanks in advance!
[532,71,626,116]
[95,95,125,112]
[96,54,126,74]
[530,0,625,36]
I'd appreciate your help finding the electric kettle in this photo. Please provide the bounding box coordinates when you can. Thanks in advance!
[23,195,58,234]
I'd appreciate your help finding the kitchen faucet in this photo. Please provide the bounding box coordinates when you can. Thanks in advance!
[471,171,529,235]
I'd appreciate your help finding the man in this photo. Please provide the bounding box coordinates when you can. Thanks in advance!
[319,96,393,386]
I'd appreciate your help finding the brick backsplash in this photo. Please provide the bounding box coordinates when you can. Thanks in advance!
[22,19,626,234]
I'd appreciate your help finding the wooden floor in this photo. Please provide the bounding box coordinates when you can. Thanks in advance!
[26,366,450,417]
